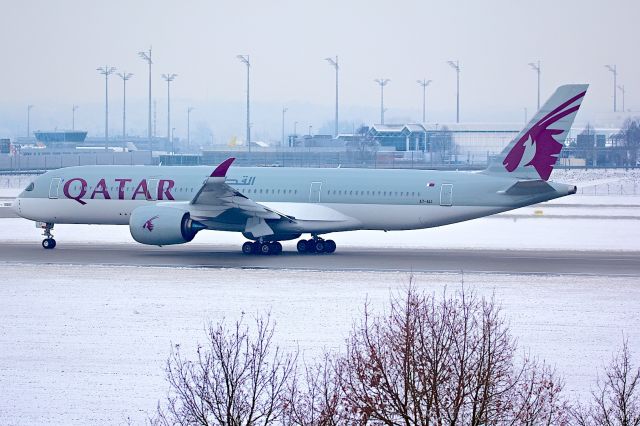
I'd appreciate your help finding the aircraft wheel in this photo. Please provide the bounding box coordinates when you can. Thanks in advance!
[42,238,56,249]
[260,242,272,255]
[272,242,282,255]
[296,239,308,254]
[242,241,254,255]
[306,239,317,253]
[325,240,336,254]
[314,240,325,253]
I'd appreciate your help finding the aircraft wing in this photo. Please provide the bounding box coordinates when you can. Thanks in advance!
[188,158,296,237]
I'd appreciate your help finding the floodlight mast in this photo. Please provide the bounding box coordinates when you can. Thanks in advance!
[97,66,117,150]
[374,78,390,125]
[27,105,34,138]
[605,64,618,112]
[187,107,194,148]
[416,79,432,123]
[281,107,288,147]
[447,60,460,123]
[618,85,626,112]
[117,72,133,143]
[72,105,78,131]
[528,60,541,110]
[325,55,339,136]
[161,73,177,153]
[138,47,153,147]
[237,55,251,152]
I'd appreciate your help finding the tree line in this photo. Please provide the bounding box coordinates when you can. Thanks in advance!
[149,283,640,425]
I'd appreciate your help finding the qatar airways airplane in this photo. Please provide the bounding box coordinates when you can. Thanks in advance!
[12,84,587,255]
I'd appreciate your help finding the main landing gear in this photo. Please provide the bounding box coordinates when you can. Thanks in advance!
[296,236,336,254]
[41,222,56,249]
[240,235,337,255]
[242,240,283,256]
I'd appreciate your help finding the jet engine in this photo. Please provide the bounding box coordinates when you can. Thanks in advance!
[129,205,206,246]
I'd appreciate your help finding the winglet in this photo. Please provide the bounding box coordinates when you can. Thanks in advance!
[211,157,235,177]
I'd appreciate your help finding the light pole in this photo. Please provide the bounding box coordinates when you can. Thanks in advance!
[162,73,177,153]
[281,107,288,147]
[117,72,133,141]
[528,60,541,110]
[26,105,34,138]
[605,64,617,112]
[72,105,78,131]
[293,121,298,147]
[97,66,117,150]
[308,125,313,136]
[138,48,153,145]
[325,55,339,136]
[237,54,251,152]
[171,127,175,154]
[187,107,194,148]
[416,79,432,123]
[374,78,390,124]
[618,85,626,112]
[447,60,460,123]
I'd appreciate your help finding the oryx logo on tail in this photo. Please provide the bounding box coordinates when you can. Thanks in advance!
[503,90,586,181]
[143,215,159,232]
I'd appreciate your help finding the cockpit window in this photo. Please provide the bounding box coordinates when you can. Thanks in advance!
[25,182,34,192]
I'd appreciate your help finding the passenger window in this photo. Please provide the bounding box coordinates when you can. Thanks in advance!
[25,182,34,191]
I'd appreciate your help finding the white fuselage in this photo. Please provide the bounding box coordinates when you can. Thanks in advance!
[13,165,571,236]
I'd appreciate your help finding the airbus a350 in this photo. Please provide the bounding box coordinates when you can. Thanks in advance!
[12,84,587,255]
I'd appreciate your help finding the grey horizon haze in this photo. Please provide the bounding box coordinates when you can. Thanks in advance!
[0,0,637,144]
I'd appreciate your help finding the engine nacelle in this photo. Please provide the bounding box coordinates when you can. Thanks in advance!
[129,205,205,246]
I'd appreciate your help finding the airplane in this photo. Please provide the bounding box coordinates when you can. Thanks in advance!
[12,84,587,255]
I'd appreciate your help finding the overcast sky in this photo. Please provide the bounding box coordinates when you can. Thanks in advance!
[1,0,637,142]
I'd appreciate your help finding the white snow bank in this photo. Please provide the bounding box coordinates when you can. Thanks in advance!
[0,265,637,425]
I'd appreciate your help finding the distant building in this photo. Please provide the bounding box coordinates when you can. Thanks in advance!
[0,139,10,154]
[34,130,88,149]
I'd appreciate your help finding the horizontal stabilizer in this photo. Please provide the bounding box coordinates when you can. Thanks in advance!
[503,180,554,196]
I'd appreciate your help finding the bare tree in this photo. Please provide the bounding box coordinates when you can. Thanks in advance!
[336,282,570,425]
[151,315,297,425]
[282,354,344,425]
[573,339,640,426]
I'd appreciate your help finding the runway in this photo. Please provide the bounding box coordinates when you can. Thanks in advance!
[1,241,639,276]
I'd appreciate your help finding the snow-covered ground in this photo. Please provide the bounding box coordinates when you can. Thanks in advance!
[0,265,638,425]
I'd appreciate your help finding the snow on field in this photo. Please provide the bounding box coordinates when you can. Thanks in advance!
[0,264,638,425]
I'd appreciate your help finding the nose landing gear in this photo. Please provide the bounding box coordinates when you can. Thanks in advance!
[40,222,56,249]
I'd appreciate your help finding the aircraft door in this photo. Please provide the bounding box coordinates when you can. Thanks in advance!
[309,182,322,203]
[49,178,61,199]
[439,184,453,206]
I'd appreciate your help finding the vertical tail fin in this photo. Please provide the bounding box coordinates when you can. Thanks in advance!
[486,84,588,181]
